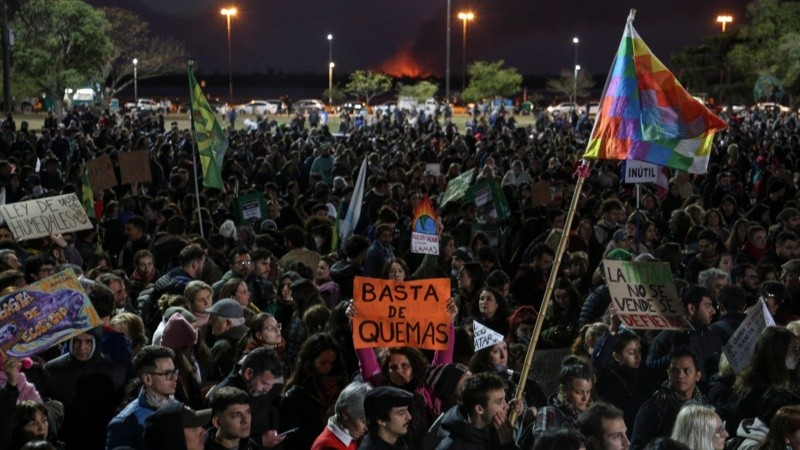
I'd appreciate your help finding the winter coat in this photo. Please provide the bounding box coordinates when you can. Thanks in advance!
[630,382,711,450]
[330,260,363,300]
[105,388,160,450]
[730,417,769,450]
[435,405,520,450]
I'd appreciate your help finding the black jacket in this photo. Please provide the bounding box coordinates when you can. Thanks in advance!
[207,371,282,443]
[578,285,611,327]
[137,268,195,334]
[435,406,519,450]
[330,260,362,300]
[630,382,711,450]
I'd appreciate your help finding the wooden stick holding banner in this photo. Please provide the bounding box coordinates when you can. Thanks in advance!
[510,161,590,423]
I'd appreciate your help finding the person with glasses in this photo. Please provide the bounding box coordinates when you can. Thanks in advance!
[670,404,727,450]
[242,313,283,355]
[212,246,254,299]
[22,254,55,284]
[106,345,178,450]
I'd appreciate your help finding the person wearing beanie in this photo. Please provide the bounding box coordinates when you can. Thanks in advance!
[106,345,178,450]
[425,363,471,413]
[152,306,195,346]
[144,402,210,450]
[161,314,198,350]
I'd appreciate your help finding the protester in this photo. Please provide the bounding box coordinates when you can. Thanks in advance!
[311,381,372,450]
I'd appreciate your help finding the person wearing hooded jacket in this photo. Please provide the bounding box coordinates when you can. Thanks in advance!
[43,328,127,449]
[434,372,522,450]
[728,388,800,450]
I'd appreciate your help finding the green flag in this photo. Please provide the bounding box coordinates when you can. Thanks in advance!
[81,166,94,219]
[189,68,228,190]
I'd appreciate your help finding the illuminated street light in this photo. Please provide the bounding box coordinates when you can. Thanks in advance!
[327,34,333,106]
[220,7,237,103]
[132,58,138,103]
[716,15,732,32]
[457,11,474,92]
[572,37,579,106]
[573,64,581,113]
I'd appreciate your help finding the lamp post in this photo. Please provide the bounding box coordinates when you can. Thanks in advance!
[445,0,451,105]
[329,62,335,107]
[457,12,474,92]
[220,7,237,104]
[573,64,581,114]
[716,15,732,33]
[132,58,138,103]
[572,37,579,106]
[327,34,333,106]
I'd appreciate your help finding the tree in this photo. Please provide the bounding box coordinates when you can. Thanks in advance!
[461,60,522,103]
[727,0,800,100]
[322,85,346,104]
[98,7,189,107]
[344,70,393,106]
[11,0,112,114]
[545,69,594,101]
[398,80,438,101]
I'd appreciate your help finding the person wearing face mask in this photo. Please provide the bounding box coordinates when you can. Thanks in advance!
[731,326,800,435]
[206,348,286,449]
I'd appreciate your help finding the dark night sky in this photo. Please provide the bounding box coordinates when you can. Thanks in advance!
[87,0,752,78]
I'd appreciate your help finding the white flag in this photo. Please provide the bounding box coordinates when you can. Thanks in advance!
[339,155,368,243]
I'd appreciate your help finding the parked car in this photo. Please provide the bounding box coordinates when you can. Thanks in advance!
[547,102,584,115]
[373,102,397,114]
[587,101,600,118]
[338,101,365,113]
[132,98,161,112]
[236,99,280,115]
[292,99,326,114]
[755,102,790,113]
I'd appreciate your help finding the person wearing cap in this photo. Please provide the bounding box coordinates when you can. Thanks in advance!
[311,382,372,450]
[359,386,414,450]
[206,348,285,448]
[205,387,260,450]
[683,229,721,284]
[106,345,178,450]
[435,372,523,450]
[604,229,634,258]
[144,402,210,450]
[207,298,248,378]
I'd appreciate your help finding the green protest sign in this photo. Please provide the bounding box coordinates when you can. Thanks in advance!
[440,169,475,206]
[468,178,511,221]
[235,192,267,225]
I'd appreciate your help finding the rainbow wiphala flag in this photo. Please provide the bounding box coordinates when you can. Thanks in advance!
[583,13,727,174]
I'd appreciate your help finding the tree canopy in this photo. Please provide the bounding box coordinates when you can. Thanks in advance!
[344,70,393,106]
[98,7,189,105]
[398,80,438,102]
[11,0,112,113]
[461,60,522,103]
[546,69,595,102]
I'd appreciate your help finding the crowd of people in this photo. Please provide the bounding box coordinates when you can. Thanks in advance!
[0,102,799,450]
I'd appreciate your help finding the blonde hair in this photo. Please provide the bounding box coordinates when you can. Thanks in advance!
[671,404,718,450]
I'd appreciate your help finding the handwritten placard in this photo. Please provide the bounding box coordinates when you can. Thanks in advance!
[352,276,451,350]
[474,321,504,351]
[604,260,692,330]
[0,269,101,357]
[86,154,117,192]
[119,150,152,185]
[724,299,775,374]
[0,194,93,241]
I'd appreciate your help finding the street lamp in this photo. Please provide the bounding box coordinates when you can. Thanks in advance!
[132,58,138,103]
[329,62,335,108]
[716,15,733,33]
[457,11,474,92]
[572,37,579,105]
[445,0,452,104]
[573,64,581,113]
[327,34,333,106]
[220,7,237,104]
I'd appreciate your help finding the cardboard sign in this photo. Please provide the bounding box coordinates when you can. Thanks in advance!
[604,260,692,330]
[441,169,475,206]
[623,160,659,184]
[474,321,504,350]
[235,192,267,225]
[0,194,93,241]
[723,299,775,374]
[86,154,117,192]
[352,276,451,350]
[119,150,152,185]
[425,163,441,176]
[0,269,101,357]
[411,196,439,255]
[468,179,511,222]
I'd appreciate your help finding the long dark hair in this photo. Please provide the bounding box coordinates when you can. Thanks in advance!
[282,332,347,395]
[378,347,430,391]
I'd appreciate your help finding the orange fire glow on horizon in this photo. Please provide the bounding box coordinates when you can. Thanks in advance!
[379,44,435,78]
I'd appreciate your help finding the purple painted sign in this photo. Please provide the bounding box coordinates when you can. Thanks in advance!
[0,271,101,357]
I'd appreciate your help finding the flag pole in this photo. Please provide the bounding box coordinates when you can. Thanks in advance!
[509,162,590,423]
[188,61,205,238]
[509,9,637,424]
